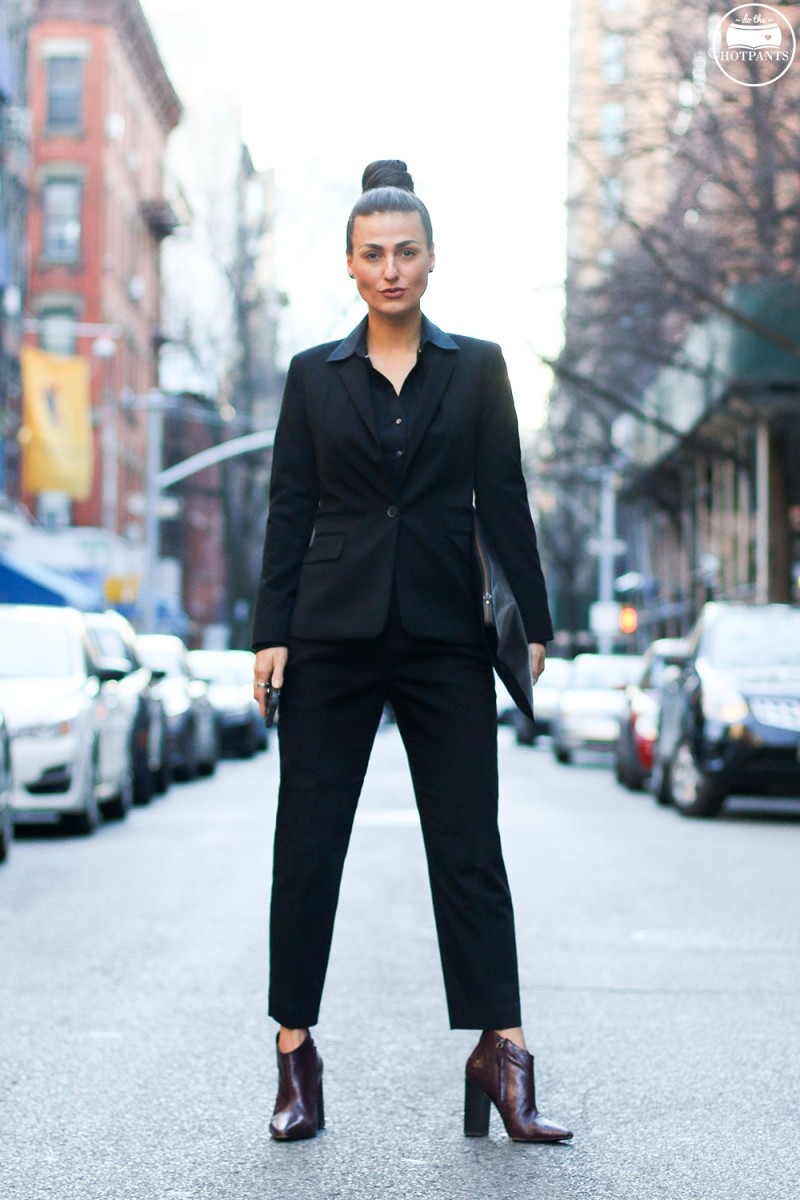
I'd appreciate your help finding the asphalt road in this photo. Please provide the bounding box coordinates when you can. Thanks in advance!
[2,727,799,1200]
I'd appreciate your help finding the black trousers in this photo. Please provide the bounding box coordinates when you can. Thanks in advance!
[268,613,522,1031]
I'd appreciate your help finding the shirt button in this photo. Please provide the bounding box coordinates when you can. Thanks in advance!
[387,505,398,518]
[395,450,404,458]
[395,417,403,425]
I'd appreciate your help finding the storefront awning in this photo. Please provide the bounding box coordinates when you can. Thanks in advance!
[0,552,100,610]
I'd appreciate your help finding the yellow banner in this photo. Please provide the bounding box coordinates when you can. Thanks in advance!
[19,346,93,500]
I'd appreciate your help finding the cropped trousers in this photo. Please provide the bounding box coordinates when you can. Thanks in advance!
[268,608,522,1031]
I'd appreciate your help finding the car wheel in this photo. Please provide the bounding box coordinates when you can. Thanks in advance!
[153,752,172,794]
[64,751,101,835]
[102,770,134,821]
[0,806,11,862]
[153,719,172,793]
[132,732,154,806]
[668,738,726,818]
[554,746,572,765]
[620,749,645,792]
[627,769,645,793]
[198,725,220,776]
[175,723,199,782]
[650,755,672,806]
[239,723,258,759]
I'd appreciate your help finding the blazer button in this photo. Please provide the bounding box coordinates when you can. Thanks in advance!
[387,505,398,518]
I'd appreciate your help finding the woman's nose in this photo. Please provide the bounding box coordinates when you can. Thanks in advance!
[383,256,399,279]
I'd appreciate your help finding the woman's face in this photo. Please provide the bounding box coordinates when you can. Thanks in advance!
[347,210,434,318]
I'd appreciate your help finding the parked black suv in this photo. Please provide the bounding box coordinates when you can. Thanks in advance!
[652,603,800,817]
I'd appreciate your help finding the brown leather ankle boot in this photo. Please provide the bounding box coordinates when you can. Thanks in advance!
[269,1033,324,1141]
[464,1030,573,1142]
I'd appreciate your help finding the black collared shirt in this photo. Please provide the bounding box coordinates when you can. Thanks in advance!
[328,315,459,490]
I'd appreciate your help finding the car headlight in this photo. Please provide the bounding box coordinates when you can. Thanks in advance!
[702,679,749,724]
[16,718,76,738]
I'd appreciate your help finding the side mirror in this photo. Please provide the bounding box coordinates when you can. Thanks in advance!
[95,657,132,684]
[663,651,690,669]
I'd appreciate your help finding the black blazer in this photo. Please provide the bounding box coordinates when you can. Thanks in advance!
[252,316,553,648]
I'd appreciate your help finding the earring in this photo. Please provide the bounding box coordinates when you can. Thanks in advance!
[428,267,434,273]
[348,272,355,278]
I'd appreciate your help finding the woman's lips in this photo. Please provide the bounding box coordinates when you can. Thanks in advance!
[381,289,405,298]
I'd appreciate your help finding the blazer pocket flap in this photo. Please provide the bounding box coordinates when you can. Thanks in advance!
[303,532,345,563]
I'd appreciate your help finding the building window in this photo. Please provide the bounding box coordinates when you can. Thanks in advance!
[602,33,625,84]
[46,57,84,131]
[38,308,79,356]
[600,103,625,156]
[42,178,82,263]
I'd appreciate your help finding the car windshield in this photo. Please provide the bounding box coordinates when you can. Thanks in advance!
[570,655,643,689]
[138,638,185,678]
[0,621,77,678]
[190,652,253,685]
[89,626,133,664]
[703,609,800,669]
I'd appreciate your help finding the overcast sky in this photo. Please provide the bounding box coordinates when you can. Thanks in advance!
[142,0,570,428]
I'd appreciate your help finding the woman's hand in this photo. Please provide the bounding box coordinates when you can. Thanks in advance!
[529,643,546,685]
[254,646,288,717]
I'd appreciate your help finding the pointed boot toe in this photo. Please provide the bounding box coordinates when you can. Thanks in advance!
[464,1030,573,1143]
[269,1033,324,1141]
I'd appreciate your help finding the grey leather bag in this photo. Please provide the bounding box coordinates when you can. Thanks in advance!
[473,513,534,721]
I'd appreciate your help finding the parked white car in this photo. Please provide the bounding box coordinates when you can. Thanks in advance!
[551,653,645,764]
[137,634,219,781]
[187,649,267,757]
[0,605,135,833]
[85,610,171,802]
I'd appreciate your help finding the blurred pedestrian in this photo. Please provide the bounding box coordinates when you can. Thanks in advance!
[252,159,572,1144]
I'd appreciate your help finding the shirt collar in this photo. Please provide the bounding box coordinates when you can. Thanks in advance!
[326,314,458,362]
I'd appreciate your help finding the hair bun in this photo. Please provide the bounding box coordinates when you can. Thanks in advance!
[361,159,414,194]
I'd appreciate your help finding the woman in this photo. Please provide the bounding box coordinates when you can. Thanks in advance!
[252,160,572,1144]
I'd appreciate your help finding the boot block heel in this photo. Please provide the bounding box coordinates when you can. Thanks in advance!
[464,1077,491,1137]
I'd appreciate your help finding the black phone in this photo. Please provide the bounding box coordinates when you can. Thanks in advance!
[265,683,280,728]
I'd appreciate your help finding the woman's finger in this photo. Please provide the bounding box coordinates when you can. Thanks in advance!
[529,643,546,685]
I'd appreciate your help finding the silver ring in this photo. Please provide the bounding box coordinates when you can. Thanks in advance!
[255,682,269,689]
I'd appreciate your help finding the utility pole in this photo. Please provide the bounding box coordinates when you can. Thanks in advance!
[142,391,164,633]
[138,396,275,633]
[587,468,626,653]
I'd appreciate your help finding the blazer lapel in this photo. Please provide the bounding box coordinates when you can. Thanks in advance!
[405,350,457,468]
[334,355,381,449]
[327,316,459,471]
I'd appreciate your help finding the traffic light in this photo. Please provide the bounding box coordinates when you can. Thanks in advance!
[619,604,639,635]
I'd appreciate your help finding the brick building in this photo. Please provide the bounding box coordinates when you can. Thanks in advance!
[24,0,181,534]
